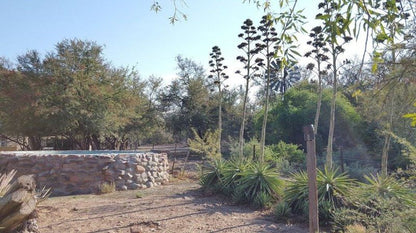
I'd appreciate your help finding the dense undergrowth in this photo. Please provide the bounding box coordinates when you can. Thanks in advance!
[197,140,416,232]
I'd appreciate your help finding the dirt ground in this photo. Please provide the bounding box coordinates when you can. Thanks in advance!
[37,179,307,233]
[37,153,308,233]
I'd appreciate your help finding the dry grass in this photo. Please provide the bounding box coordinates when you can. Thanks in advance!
[98,182,116,194]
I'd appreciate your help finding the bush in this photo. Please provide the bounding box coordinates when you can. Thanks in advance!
[236,162,284,206]
[229,138,278,161]
[332,174,416,232]
[284,167,355,224]
[199,158,284,209]
[199,158,226,192]
[188,128,221,160]
[274,201,292,220]
[221,157,249,195]
[267,141,305,165]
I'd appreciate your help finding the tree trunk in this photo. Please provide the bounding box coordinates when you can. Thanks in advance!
[260,57,272,162]
[28,136,42,150]
[326,45,337,169]
[218,84,222,154]
[239,79,250,158]
[381,134,391,176]
[313,62,323,135]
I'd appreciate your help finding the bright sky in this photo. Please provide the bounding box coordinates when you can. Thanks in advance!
[1,0,364,85]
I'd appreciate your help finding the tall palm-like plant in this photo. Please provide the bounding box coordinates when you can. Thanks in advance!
[235,19,262,159]
[208,46,229,153]
[305,25,330,135]
[256,15,279,162]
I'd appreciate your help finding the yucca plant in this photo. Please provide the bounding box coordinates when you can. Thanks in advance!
[199,158,227,192]
[284,167,355,223]
[274,201,292,220]
[236,162,284,206]
[358,173,415,207]
[221,157,250,195]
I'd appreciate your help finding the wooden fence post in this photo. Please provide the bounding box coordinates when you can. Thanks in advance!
[303,125,319,233]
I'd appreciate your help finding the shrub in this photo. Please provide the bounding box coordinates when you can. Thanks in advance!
[284,167,355,224]
[332,174,416,232]
[199,157,285,209]
[274,201,291,220]
[229,138,276,161]
[221,157,249,195]
[236,162,284,206]
[188,128,221,160]
[359,173,415,206]
[267,141,305,165]
[199,158,226,192]
[99,182,115,194]
[253,191,273,209]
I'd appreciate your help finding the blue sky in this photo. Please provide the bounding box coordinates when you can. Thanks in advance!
[0,0,362,84]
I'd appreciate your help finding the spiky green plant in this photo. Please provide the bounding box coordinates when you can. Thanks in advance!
[284,167,355,223]
[254,191,273,209]
[221,157,250,195]
[359,173,415,207]
[199,158,226,191]
[236,162,284,204]
[274,201,292,220]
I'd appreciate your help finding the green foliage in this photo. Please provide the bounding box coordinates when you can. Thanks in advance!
[403,102,416,126]
[274,201,292,220]
[284,167,355,224]
[199,158,226,192]
[266,141,305,165]
[359,173,415,207]
[261,82,363,153]
[199,158,284,209]
[188,128,221,160]
[332,173,416,232]
[236,162,284,205]
[220,157,250,195]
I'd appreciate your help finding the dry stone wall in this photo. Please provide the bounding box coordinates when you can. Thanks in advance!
[0,152,169,196]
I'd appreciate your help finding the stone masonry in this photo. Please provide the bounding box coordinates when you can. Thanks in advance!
[0,152,169,196]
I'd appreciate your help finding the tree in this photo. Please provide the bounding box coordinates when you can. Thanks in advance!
[262,81,363,154]
[161,56,213,142]
[256,15,279,162]
[305,26,330,135]
[256,2,305,160]
[235,18,262,158]
[315,0,353,169]
[0,51,51,150]
[208,46,229,153]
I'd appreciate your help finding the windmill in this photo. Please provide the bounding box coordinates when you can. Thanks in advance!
[269,60,301,94]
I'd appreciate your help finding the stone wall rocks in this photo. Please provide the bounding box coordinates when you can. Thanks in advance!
[0,152,169,196]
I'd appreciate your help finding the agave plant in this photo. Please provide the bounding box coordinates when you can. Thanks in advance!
[199,158,227,191]
[236,161,284,205]
[358,173,415,207]
[284,167,356,222]
[220,157,250,195]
